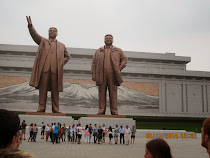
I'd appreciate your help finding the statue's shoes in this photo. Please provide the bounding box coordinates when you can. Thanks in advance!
[111,113,118,115]
[97,113,105,115]
[53,111,61,113]
[37,111,45,113]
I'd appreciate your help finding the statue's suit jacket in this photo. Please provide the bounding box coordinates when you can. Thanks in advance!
[91,46,127,86]
[28,26,70,92]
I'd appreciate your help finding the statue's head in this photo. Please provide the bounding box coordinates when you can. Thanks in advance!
[104,34,113,46]
[48,27,58,39]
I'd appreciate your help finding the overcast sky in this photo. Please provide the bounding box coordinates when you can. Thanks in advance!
[0,0,210,71]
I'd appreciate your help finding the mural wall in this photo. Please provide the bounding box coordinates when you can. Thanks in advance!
[0,76,159,115]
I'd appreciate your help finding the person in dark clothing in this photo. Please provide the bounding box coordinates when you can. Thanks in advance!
[88,123,93,143]
[119,125,125,144]
[93,124,98,143]
[97,125,103,144]
[0,109,21,149]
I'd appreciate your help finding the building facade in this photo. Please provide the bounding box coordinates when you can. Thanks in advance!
[0,44,209,117]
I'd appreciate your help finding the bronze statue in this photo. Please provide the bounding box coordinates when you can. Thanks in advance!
[91,34,127,115]
[26,16,70,113]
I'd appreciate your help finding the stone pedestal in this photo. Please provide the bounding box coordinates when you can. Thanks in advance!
[79,116,135,128]
[87,114,126,118]
[19,114,76,127]
[26,112,66,116]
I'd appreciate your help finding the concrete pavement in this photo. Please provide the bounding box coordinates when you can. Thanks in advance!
[19,132,208,158]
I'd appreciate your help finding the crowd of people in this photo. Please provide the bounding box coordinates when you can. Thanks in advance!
[20,121,137,146]
[1,109,210,158]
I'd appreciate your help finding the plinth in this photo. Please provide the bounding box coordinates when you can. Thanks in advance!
[87,114,126,118]
[80,115,135,128]
[19,113,135,128]
[19,113,74,127]
[26,112,66,116]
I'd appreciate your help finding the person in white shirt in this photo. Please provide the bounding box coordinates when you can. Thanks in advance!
[72,124,76,142]
[102,124,106,143]
[52,123,55,143]
[93,124,98,143]
[75,124,78,142]
[45,124,50,141]
[77,124,84,144]
[124,125,131,145]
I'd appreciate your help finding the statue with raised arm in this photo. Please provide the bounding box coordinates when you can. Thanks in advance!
[91,34,127,115]
[26,16,70,113]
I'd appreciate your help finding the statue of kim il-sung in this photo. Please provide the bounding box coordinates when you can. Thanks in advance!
[26,16,70,113]
[91,34,127,115]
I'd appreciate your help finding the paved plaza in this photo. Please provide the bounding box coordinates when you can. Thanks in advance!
[19,132,208,158]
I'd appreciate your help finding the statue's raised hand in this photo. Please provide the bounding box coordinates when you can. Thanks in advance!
[26,16,32,27]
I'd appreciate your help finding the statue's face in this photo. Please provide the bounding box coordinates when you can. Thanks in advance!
[104,35,113,46]
[49,28,57,39]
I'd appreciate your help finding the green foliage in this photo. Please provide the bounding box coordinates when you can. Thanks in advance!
[13,111,26,115]
[126,115,206,121]
[66,113,87,117]
[130,116,206,133]
[136,121,203,133]
[66,113,87,120]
